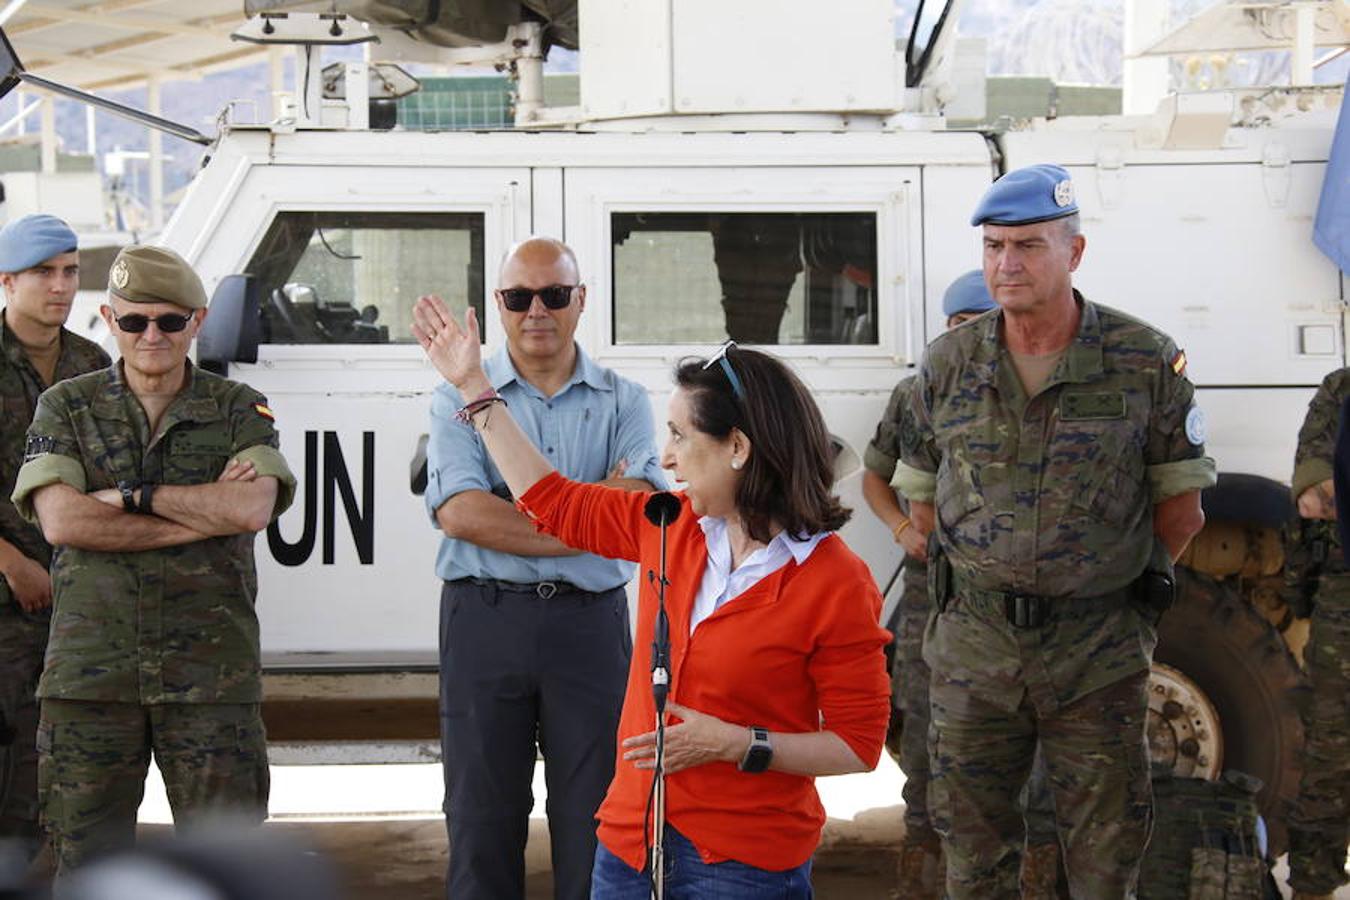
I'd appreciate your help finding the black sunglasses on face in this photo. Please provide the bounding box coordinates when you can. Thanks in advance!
[113,312,194,334]
[497,284,577,312]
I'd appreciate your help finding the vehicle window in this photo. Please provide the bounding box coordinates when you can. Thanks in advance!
[611,212,877,345]
[245,211,485,344]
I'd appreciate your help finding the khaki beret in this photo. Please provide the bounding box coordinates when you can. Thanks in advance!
[108,245,207,310]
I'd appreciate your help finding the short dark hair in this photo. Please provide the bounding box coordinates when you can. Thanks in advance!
[675,347,850,543]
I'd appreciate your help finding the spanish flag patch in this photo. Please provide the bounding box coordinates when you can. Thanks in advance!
[1170,350,1187,376]
[253,402,275,421]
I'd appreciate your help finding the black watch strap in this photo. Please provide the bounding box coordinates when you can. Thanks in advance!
[737,725,772,773]
[138,482,156,516]
[117,481,138,513]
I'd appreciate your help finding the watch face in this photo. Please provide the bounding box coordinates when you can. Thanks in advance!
[744,745,771,772]
[739,727,772,773]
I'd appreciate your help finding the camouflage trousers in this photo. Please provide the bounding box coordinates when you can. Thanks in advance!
[0,603,49,858]
[37,699,269,875]
[893,562,1059,849]
[894,561,936,842]
[1287,580,1350,895]
[926,596,1152,900]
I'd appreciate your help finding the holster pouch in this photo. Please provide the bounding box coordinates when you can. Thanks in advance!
[928,534,953,614]
[1132,539,1177,626]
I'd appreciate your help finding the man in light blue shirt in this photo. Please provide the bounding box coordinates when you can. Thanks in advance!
[424,236,664,900]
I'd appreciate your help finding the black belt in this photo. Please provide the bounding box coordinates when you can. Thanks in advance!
[453,576,594,600]
[952,573,1131,630]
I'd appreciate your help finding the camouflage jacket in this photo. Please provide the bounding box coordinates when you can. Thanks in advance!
[0,312,110,610]
[866,375,927,576]
[1292,367,1350,502]
[865,375,917,485]
[1287,366,1350,580]
[10,362,295,703]
[895,293,1216,599]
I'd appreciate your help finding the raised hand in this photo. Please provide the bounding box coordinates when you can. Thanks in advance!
[411,295,489,395]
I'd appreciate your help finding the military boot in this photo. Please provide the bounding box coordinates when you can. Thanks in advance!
[893,834,943,900]
[1019,841,1061,900]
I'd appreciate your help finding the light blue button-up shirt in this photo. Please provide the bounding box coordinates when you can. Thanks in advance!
[425,344,666,591]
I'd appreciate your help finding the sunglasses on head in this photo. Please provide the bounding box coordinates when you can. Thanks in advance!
[497,284,577,312]
[113,312,194,334]
[702,339,746,401]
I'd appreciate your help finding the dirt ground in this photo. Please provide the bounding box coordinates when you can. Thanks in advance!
[260,817,902,900]
[15,816,1347,899]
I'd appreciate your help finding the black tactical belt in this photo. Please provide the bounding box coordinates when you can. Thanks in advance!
[951,573,1131,630]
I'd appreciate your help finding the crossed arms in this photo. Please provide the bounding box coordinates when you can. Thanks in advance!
[32,457,278,552]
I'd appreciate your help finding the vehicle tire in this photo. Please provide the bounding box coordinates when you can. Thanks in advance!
[1153,568,1305,857]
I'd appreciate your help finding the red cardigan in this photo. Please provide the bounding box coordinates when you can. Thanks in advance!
[519,472,891,872]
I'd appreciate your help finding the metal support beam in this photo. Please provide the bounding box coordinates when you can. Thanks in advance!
[39,91,53,172]
[147,76,163,229]
[1292,2,1317,85]
[0,92,36,135]
[5,69,210,145]
[1124,0,1170,115]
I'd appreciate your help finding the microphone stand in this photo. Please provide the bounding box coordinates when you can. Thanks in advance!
[649,511,671,900]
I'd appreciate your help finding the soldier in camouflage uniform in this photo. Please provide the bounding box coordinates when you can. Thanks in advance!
[9,245,295,875]
[864,270,1012,897]
[0,215,110,860]
[1285,366,1350,900]
[894,165,1216,899]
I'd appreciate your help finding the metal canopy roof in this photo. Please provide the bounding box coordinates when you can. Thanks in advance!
[4,0,260,91]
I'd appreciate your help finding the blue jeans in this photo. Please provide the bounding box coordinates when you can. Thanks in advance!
[590,827,813,899]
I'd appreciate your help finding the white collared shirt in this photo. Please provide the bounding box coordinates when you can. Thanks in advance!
[690,517,828,634]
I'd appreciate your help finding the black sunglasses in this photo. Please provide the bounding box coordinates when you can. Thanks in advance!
[497,284,577,312]
[113,312,194,334]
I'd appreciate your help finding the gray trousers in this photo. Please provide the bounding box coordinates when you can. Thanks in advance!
[439,578,631,900]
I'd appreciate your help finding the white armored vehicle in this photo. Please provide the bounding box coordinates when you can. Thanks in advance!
[2,0,1345,852]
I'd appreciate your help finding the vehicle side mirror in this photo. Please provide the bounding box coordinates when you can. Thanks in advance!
[198,274,261,375]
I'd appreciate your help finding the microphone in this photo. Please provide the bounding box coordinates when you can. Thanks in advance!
[644,492,680,715]
[644,492,682,527]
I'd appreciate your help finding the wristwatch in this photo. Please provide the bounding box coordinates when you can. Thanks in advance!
[737,725,773,774]
[138,482,156,516]
[117,481,138,513]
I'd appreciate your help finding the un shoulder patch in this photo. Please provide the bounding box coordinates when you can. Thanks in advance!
[23,435,54,462]
[1185,406,1206,446]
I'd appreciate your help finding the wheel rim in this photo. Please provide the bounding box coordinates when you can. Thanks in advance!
[1146,662,1223,779]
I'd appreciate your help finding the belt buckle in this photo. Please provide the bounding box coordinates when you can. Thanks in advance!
[536,582,558,600]
[1004,593,1049,629]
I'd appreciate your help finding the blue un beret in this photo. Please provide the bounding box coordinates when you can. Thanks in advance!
[970,164,1079,227]
[0,214,78,273]
[942,270,997,317]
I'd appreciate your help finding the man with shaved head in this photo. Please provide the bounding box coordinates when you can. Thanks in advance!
[422,237,664,899]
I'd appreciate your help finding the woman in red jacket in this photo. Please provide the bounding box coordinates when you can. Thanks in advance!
[413,295,891,899]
